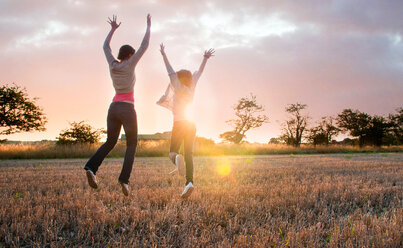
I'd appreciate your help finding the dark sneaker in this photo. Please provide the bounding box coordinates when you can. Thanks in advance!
[86,170,98,189]
[181,182,194,199]
[120,182,129,196]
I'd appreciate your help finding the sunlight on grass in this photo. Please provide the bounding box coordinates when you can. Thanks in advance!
[215,158,232,176]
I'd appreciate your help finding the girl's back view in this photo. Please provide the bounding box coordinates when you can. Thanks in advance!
[157,43,214,198]
[84,14,151,196]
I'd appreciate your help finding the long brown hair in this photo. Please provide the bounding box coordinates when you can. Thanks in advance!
[177,70,192,87]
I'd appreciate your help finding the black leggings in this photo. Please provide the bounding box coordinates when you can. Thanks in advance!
[84,102,138,184]
[169,120,196,185]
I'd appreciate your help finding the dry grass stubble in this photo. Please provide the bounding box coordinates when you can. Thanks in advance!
[0,154,402,247]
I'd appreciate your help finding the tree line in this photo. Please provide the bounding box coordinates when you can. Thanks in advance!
[1,84,402,146]
[220,95,403,147]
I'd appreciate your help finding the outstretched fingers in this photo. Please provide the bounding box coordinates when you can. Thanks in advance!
[147,13,151,26]
[204,48,215,58]
[115,15,121,28]
[160,43,165,54]
[107,15,121,29]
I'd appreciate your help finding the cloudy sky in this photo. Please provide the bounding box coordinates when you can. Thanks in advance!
[1,0,402,143]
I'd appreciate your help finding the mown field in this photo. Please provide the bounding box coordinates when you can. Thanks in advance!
[0,154,402,247]
[1,141,403,159]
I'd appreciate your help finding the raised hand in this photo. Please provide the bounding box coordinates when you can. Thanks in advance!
[160,43,174,74]
[204,48,215,59]
[147,14,151,27]
[160,43,166,55]
[107,15,121,30]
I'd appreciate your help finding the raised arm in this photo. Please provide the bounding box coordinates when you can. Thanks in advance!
[193,48,215,82]
[160,43,176,75]
[130,14,151,64]
[160,43,183,89]
[103,15,121,65]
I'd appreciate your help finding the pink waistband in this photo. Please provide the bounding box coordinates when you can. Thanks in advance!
[113,92,134,103]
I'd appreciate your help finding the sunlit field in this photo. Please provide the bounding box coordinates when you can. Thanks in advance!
[1,154,402,247]
[1,141,403,159]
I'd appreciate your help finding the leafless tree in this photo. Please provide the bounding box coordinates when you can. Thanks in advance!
[280,103,309,147]
[220,94,269,144]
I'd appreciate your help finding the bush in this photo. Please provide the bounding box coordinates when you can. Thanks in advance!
[56,121,105,145]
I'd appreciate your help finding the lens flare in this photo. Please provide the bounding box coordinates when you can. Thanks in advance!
[215,159,231,176]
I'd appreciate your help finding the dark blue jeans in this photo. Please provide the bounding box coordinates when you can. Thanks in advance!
[169,120,196,185]
[84,102,138,184]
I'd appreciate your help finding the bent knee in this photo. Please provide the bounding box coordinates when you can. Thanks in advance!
[105,138,118,147]
[169,152,177,163]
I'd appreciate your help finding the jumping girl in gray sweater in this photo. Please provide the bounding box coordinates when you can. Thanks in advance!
[84,14,151,196]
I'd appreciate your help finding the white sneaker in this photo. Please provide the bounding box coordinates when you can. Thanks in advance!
[120,182,129,196]
[175,154,185,177]
[86,170,98,189]
[181,182,194,199]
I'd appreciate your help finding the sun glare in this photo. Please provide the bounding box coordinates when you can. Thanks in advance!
[215,159,232,176]
[184,104,195,121]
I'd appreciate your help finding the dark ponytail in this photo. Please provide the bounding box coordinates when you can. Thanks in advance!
[118,45,135,61]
